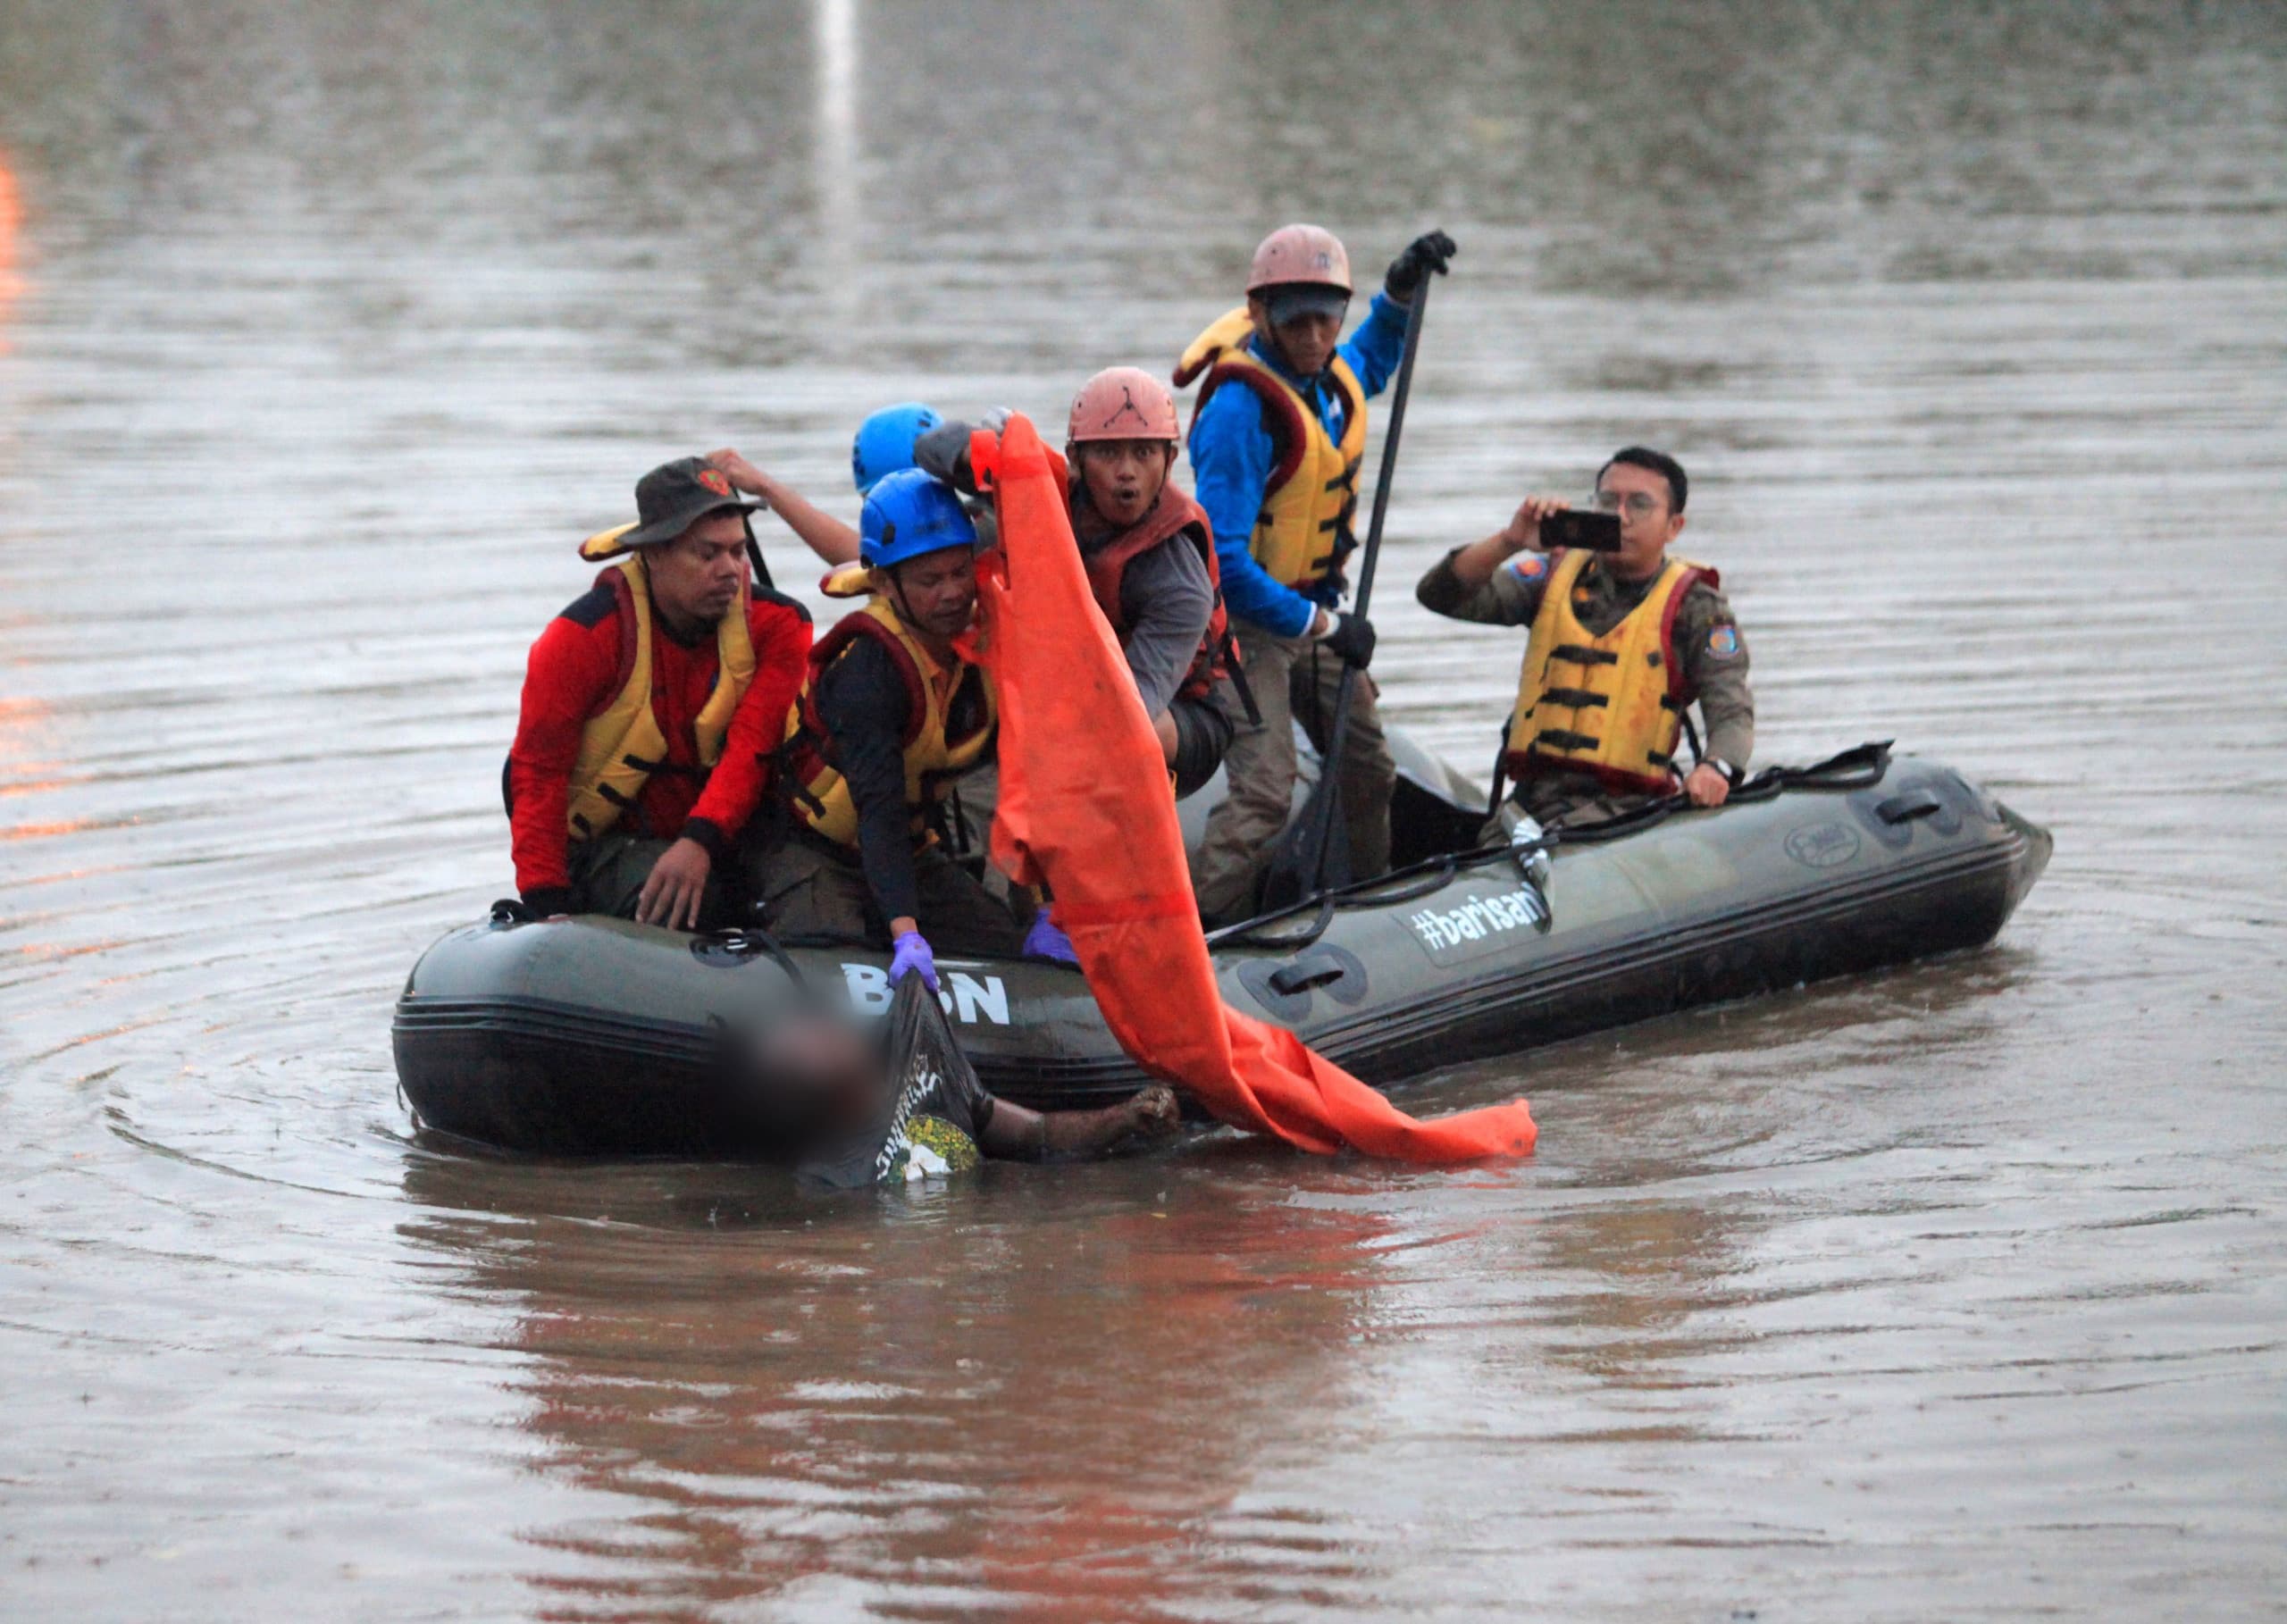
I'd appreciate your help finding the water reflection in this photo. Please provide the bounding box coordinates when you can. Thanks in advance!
[401,1151,1396,1616]
[2,0,2283,1616]
[812,0,859,330]
[0,152,21,350]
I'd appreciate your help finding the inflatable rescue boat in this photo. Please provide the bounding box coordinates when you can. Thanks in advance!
[393,733,2049,1156]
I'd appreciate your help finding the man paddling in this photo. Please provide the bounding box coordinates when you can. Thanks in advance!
[754,468,1027,988]
[1415,447,1755,827]
[1177,222,1456,921]
[507,456,813,928]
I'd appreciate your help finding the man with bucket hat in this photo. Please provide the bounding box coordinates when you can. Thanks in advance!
[1175,222,1455,921]
[507,456,813,930]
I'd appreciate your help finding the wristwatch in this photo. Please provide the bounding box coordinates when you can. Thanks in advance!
[1704,758,1740,786]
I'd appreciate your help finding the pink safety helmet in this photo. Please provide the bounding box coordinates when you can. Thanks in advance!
[1068,365,1180,445]
[1245,223,1352,293]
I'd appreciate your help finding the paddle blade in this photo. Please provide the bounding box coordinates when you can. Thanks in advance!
[1258,774,1351,914]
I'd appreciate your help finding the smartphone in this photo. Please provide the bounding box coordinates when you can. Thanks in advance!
[1540,508,1623,553]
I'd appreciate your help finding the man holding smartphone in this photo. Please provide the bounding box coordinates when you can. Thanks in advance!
[1415,447,1754,827]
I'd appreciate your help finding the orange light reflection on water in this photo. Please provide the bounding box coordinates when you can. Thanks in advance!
[0,698,99,838]
[0,151,21,349]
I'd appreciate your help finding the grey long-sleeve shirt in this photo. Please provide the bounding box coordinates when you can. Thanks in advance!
[1076,515,1214,719]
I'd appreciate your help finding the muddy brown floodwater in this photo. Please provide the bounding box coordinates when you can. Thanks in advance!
[3,3,2283,1620]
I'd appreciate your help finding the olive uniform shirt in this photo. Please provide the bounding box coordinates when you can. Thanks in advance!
[1416,546,1755,821]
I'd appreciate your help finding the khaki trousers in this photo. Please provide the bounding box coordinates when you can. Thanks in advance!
[1189,624,1395,921]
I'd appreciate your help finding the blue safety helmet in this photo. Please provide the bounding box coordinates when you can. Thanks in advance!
[851,401,942,496]
[859,468,977,571]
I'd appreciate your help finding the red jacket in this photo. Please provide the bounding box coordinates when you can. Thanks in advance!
[509,575,810,903]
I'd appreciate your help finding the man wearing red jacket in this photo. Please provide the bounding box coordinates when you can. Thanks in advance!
[508,456,812,929]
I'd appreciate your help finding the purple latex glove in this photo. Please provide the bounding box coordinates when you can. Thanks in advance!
[889,930,938,992]
[1022,912,1079,966]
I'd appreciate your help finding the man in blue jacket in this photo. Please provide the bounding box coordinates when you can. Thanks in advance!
[1174,222,1455,920]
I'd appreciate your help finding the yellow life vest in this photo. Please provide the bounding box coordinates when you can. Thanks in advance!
[1176,307,1368,590]
[565,555,757,840]
[1506,548,1718,797]
[784,594,997,849]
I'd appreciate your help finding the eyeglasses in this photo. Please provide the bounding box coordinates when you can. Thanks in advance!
[1593,490,1664,520]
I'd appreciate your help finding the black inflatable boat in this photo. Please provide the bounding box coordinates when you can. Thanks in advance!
[393,735,2048,1155]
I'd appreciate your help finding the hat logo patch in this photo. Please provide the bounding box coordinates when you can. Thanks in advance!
[697,468,733,497]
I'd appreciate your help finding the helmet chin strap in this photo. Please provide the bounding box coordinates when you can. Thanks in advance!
[884,564,916,627]
[886,565,942,648]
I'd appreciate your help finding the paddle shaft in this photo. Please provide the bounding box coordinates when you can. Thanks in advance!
[1298,273,1433,892]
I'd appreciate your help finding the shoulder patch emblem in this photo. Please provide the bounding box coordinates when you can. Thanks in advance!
[1708,624,1741,659]
[1506,552,1549,582]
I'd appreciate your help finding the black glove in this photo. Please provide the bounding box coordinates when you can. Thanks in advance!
[1318,610,1377,669]
[1384,230,1457,301]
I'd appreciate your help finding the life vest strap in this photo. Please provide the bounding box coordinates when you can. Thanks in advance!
[620,751,705,778]
[1535,728,1604,753]
[1221,634,1262,725]
[1541,687,1609,709]
[1552,644,1621,667]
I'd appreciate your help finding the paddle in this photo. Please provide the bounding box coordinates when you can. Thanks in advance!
[1258,273,1434,913]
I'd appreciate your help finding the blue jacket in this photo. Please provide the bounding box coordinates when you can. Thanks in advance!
[1187,289,1412,637]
